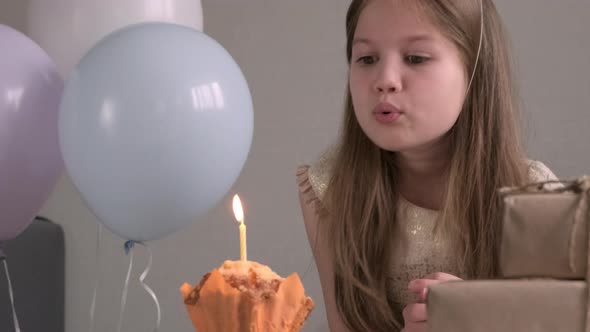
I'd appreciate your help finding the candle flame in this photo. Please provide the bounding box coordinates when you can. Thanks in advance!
[232,194,244,223]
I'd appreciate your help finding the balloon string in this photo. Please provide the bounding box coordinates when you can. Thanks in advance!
[137,243,161,331]
[2,260,22,332]
[88,224,103,332]
[117,242,135,332]
[116,241,161,332]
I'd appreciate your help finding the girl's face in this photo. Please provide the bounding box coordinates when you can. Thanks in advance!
[349,0,468,153]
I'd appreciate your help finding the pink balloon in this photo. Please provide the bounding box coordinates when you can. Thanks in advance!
[0,25,64,241]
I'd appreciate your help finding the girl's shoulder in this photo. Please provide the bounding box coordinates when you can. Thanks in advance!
[297,153,557,200]
[527,160,558,182]
[296,146,337,203]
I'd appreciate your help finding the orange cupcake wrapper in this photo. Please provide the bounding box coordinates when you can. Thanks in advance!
[180,270,314,332]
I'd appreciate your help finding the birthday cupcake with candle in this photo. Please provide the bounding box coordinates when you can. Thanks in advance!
[180,195,314,332]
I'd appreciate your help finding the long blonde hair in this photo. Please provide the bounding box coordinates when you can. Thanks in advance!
[319,0,529,330]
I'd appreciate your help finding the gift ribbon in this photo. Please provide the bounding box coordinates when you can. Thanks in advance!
[572,179,590,274]
[500,176,590,273]
[580,178,590,332]
[501,176,590,331]
[585,197,590,332]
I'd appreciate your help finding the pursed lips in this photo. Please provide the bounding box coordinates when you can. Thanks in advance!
[372,102,404,124]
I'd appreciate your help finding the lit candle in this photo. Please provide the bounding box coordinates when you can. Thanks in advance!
[232,194,247,261]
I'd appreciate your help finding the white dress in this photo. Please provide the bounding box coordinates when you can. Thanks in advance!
[297,149,558,323]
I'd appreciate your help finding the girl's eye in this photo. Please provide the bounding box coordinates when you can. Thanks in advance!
[356,55,377,65]
[405,55,429,64]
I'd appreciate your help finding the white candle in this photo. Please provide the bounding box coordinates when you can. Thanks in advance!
[239,221,247,261]
[232,194,247,261]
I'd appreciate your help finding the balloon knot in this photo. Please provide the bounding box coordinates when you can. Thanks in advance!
[0,242,6,261]
[124,240,145,255]
[124,240,135,255]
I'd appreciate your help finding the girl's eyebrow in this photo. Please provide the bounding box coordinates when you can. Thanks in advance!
[352,37,373,47]
[403,34,435,43]
[352,34,434,47]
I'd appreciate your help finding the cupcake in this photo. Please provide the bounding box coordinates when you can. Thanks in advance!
[180,260,314,332]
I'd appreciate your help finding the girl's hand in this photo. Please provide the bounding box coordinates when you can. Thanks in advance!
[401,272,462,332]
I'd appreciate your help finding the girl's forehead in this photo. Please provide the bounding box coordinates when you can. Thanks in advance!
[354,0,443,45]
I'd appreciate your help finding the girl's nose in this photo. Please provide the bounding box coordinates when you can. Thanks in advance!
[373,61,402,93]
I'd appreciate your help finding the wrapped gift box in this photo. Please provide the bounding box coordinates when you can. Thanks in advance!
[500,177,590,279]
[427,280,588,332]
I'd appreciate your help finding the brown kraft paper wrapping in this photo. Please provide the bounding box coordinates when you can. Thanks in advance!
[427,280,587,332]
[500,176,590,279]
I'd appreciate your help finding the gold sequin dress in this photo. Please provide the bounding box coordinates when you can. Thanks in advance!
[297,148,557,322]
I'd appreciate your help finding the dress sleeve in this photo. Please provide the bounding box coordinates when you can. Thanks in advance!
[296,147,336,204]
[296,165,321,207]
[527,160,558,182]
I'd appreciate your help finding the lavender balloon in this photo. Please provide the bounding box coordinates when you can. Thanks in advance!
[0,25,64,242]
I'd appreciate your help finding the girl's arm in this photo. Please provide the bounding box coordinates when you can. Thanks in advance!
[297,166,352,332]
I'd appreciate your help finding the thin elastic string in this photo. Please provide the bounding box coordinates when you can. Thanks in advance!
[0,242,6,260]
[2,260,21,332]
[88,224,103,332]
[466,0,484,95]
[116,241,161,332]
[137,243,161,331]
[116,242,135,332]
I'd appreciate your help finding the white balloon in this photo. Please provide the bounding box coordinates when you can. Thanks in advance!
[59,23,253,241]
[26,0,203,78]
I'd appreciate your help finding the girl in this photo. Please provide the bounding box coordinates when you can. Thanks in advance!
[296,0,557,331]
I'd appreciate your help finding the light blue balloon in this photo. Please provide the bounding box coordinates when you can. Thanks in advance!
[59,22,253,241]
